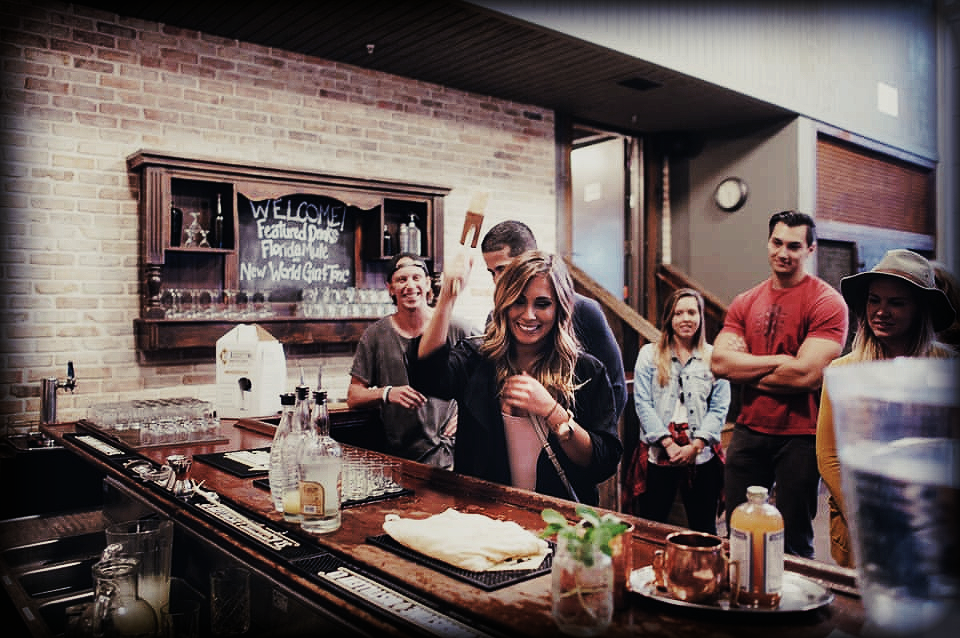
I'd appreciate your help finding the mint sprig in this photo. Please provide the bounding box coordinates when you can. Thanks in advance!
[541,505,630,566]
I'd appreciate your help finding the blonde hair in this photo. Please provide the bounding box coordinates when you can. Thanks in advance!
[654,289,707,386]
[847,274,953,361]
[480,251,580,408]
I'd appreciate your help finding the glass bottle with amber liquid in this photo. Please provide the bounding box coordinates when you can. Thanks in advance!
[729,485,784,608]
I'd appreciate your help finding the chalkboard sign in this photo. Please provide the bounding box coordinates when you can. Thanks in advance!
[237,192,372,300]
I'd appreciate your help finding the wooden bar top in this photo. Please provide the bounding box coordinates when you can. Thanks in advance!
[42,419,867,638]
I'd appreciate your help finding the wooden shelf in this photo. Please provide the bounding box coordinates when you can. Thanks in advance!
[164,247,234,255]
[128,150,448,356]
[135,317,375,350]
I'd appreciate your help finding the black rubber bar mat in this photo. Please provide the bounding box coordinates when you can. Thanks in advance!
[365,533,554,591]
[194,447,270,477]
[251,477,414,508]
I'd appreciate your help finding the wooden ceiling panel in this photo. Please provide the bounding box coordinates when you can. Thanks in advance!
[77,0,793,134]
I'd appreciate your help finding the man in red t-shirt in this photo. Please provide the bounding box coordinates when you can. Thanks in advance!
[712,210,848,558]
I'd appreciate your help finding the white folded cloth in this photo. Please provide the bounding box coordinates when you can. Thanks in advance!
[382,508,550,572]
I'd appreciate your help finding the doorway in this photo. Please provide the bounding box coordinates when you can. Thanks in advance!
[571,132,625,297]
[569,124,642,304]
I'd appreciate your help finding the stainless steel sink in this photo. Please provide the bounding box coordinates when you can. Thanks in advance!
[2,432,61,451]
[37,590,94,637]
[1,531,106,569]
[16,557,98,599]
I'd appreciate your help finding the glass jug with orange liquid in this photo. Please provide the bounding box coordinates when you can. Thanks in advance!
[729,485,784,608]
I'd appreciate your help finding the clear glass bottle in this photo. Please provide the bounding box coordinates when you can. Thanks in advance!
[406,214,421,256]
[729,485,784,608]
[298,390,342,533]
[213,193,224,248]
[398,220,409,254]
[280,385,312,522]
[269,392,296,513]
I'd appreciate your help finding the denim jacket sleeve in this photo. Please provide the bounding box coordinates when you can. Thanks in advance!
[688,345,730,446]
[696,375,730,446]
[633,343,671,444]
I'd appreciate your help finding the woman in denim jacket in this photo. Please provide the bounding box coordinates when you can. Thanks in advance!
[626,288,731,533]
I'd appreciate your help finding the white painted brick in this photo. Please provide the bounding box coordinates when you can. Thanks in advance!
[0,1,555,427]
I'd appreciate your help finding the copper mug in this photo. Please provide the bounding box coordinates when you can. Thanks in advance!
[610,524,634,610]
[652,531,729,603]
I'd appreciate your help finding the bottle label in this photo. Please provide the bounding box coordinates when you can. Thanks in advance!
[300,480,326,515]
[763,529,784,592]
[729,528,784,594]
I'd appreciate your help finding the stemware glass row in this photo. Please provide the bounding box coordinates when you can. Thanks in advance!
[159,288,273,320]
[157,286,399,321]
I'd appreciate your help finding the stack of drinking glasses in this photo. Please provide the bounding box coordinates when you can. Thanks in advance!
[298,287,394,319]
[341,448,405,504]
[86,397,221,447]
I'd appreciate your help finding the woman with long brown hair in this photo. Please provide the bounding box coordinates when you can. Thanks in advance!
[625,288,730,533]
[409,250,621,505]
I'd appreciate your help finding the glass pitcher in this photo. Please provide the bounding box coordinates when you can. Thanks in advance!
[86,554,160,638]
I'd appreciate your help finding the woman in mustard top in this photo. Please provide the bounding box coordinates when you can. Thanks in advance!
[817,249,956,567]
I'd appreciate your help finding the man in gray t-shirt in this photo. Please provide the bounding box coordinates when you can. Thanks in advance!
[348,254,475,469]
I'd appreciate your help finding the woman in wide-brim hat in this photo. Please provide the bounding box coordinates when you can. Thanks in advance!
[816,248,957,567]
[840,248,956,355]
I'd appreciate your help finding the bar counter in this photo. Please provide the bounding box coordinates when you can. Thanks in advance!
[38,418,867,638]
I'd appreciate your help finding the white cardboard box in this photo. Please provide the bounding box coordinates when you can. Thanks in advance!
[215,324,287,418]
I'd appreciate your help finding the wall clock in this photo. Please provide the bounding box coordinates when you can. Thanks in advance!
[714,177,748,212]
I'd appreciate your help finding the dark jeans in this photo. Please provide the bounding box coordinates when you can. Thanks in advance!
[636,455,724,534]
[723,424,820,558]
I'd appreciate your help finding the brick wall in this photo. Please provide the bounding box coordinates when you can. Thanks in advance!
[0,1,557,427]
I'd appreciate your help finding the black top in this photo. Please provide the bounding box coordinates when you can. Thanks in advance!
[408,336,622,505]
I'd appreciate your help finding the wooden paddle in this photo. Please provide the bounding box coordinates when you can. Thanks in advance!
[451,192,488,294]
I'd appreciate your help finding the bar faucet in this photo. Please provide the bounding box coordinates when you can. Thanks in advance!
[40,361,77,425]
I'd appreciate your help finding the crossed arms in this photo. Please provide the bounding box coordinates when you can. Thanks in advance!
[710,331,841,393]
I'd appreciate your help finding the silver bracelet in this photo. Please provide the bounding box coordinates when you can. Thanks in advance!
[382,385,393,404]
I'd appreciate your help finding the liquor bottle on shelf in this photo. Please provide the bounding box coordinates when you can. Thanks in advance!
[406,214,421,256]
[170,206,183,247]
[383,224,393,256]
[729,485,784,608]
[269,392,297,513]
[298,389,342,534]
[213,193,224,249]
[398,219,409,254]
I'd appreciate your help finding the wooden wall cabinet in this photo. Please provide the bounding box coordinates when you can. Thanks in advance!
[129,151,449,358]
